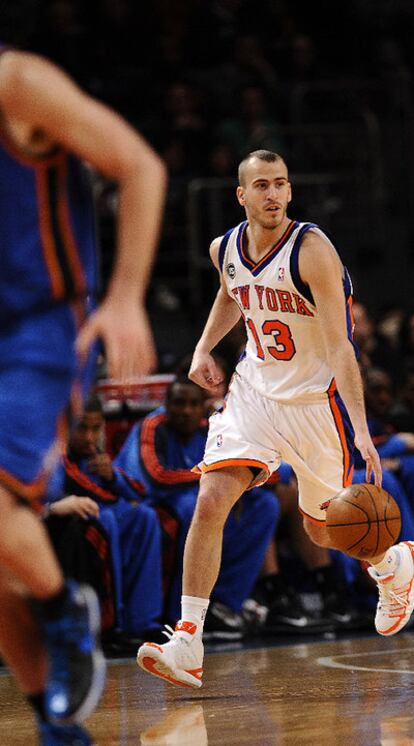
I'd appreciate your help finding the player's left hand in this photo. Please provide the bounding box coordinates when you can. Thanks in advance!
[76,297,157,380]
[355,433,382,487]
[87,453,114,482]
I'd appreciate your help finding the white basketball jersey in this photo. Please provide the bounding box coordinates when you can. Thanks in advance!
[219,220,353,402]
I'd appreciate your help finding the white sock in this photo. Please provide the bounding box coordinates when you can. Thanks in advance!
[371,547,401,576]
[177,595,209,638]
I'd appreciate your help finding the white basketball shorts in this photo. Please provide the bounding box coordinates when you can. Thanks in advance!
[194,373,354,522]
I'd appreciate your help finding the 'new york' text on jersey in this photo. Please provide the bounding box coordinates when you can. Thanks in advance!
[218,220,354,402]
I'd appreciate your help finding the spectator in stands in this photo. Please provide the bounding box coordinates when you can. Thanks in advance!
[399,308,414,371]
[208,141,237,178]
[375,37,413,115]
[351,367,414,544]
[376,304,405,353]
[216,85,286,160]
[43,496,117,636]
[162,81,209,175]
[115,375,280,640]
[353,302,403,380]
[288,34,318,84]
[390,367,414,434]
[49,397,164,648]
[363,368,414,455]
[195,31,281,120]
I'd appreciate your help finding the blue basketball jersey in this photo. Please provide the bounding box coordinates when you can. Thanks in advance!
[0,44,98,322]
[0,44,99,502]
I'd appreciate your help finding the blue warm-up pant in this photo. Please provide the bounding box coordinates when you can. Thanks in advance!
[99,499,163,634]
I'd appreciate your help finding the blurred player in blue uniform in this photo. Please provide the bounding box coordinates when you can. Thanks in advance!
[0,44,165,745]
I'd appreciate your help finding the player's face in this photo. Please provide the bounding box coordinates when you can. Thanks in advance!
[71,412,104,457]
[237,158,292,229]
[166,383,205,436]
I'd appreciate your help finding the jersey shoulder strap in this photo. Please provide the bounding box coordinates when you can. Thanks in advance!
[218,224,241,273]
[289,223,318,305]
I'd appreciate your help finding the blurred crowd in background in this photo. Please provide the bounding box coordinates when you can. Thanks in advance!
[2,0,414,649]
[3,0,414,333]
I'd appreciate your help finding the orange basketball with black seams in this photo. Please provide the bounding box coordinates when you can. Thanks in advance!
[324,483,401,559]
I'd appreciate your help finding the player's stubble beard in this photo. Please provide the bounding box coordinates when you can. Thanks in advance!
[255,206,288,232]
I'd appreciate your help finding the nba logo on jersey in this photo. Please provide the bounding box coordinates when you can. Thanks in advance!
[216,434,223,448]
[278,267,285,281]
[227,263,236,279]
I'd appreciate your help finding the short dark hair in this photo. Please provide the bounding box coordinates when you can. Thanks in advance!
[165,375,205,403]
[238,150,286,186]
[84,395,103,414]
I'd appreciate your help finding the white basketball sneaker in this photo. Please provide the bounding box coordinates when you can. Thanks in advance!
[368,541,414,636]
[137,621,204,688]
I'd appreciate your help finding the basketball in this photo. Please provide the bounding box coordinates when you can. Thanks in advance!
[325,483,401,559]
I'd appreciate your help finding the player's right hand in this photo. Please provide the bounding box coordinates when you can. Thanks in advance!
[189,350,224,392]
[354,433,382,488]
[76,298,157,381]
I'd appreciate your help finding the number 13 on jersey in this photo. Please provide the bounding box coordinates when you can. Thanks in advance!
[246,318,296,361]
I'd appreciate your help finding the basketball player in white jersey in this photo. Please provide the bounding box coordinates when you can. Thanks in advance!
[137,150,414,688]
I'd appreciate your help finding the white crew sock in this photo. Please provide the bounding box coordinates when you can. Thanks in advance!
[371,546,401,576]
[177,595,210,639]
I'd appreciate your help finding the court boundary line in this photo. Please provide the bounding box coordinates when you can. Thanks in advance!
[317,646,414,674]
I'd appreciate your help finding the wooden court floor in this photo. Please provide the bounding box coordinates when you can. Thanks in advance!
[2,632,414,745]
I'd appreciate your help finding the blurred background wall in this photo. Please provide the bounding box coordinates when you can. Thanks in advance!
[2,0,414,369]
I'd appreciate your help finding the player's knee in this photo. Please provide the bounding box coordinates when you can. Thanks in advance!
[195,487,233,526]
[303,517,331,548]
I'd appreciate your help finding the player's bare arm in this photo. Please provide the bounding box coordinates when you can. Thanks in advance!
[299,231,382,486]
[189,237,242,392]
[0,50,166,379]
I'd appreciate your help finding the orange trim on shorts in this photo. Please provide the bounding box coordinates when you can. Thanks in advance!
[327,379,352,487]
[0,411,69,508]
[57,159,87,296]
[348,296,355,335]
[36,164,65,299]
[193,458,269,476]
[0,466,47,502]
[298,505,326,525]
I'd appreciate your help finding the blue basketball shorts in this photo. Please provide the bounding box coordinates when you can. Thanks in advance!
[0,304,94,507]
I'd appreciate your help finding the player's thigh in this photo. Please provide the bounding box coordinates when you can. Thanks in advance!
[295,458,348,525]
[202,375,281,487]
[282,399,354,522]
[302,512,331,547]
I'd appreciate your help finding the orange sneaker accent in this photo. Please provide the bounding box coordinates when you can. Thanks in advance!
[175,621,197,635]
[381,574,414,635]
[406,542,414,561]
[145,642,163,652]
[185,667,203,680]
[141,656,199,689]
